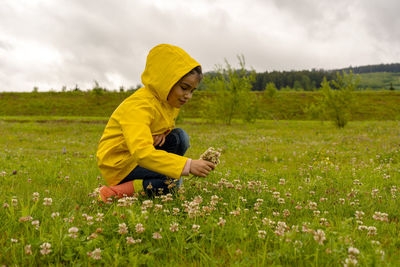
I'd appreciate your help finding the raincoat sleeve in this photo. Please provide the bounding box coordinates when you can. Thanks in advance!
[118,102,188,179]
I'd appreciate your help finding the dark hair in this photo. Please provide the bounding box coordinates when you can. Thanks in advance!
[187,66,203,80]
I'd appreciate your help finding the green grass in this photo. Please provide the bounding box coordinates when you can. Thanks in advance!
[358,72,400,90]
[1,90,400,121]
[1,118,399,266]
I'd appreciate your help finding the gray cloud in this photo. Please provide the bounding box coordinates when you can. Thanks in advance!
[0,0,399,91]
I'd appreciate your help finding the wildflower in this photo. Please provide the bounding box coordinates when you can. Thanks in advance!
[217,217,226,226]
[152,232,162,239]
[308,201,317,210]
[235,248,243,255]
[372,211,388,222]
[355,211,364,220]
[283,209,290,218]
[126,237,142,244]
[272,211,280,217]
[118,223,128,234]
[279,178,286,185]
[19,216,33,222]
[11,238,18,243]
[96,213,104,222]
[12,198,18,206]
[169,222,179,232]
[87,233,98,240]
[344,257,358,267]
[25,244,32,255]
[3,203,9,208]
[367,226,377,236]
[313,229,326,245]
[199,147,221,165]
[32,192,40,202]
[40,243,52,255]
[32,220,40,230]
[154,204,163,211]
[192,224,200,232]
[277,198,285,204]
[51,212,60,218]
[135,223,145,234]
[348,247,360,255]
[258,230,267,239]
[272,192,280,199]
[68,227,79,238]
[87,248,102,260]
[85,215,94,225]
[274,221,288,236]
[43,198,52,206]
[172,208,180,215]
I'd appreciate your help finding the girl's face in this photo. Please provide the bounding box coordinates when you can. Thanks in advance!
[167,74,200,108]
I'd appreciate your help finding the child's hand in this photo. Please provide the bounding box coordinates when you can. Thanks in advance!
[153,134,166,146]
[190,159,215,177]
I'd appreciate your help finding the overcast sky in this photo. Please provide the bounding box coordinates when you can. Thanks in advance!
[1,0,399,92]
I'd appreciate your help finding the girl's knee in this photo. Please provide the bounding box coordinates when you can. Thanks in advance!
[171,128,190,155]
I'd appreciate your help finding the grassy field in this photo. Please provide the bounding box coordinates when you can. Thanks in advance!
[1,90,400,121]
[1,118,399,266]
[358,72,400,90]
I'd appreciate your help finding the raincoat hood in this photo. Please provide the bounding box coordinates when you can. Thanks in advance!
[141,44,201,102]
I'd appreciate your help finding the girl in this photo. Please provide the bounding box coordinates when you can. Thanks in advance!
[96,44,215,202]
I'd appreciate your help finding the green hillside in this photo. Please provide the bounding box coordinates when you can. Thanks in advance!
[358,72,400,90]
[1,90,399,121]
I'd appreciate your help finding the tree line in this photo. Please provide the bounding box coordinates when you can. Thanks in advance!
[203,63,400,92]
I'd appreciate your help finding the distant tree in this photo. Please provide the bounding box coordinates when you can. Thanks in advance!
[264,82,277,98]
[201,55,256,124]
[32,86,39,93]
[317,71,359,128]
[389,82,394,90]
[293,80,303,91]
[119,86,125,92]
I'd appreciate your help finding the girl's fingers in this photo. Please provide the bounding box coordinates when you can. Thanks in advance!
[159,135,166,146]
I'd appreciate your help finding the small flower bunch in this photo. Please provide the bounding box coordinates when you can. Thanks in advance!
[200,147,221,165]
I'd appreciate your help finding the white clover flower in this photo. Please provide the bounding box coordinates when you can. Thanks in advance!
[172,208,180,215]
[126,237,141,244]
[313,229,326,245]
[68,227,79,238]
[348,247,360,255]
[169,222,179,232]
[118,223,128,235]
[43,198,52,206]
[40,242,52,255]
[25,244,32,255]
[192,224,200,232]
[152,232,162,239]
[135,223,145,234]
[217,217,226,226]
[32,220,40,230]
[258,230,267,239]
[199,147,221,165]
[87,248,101,260]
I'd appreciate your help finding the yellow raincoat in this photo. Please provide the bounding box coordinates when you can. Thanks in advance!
[96,44,200,186]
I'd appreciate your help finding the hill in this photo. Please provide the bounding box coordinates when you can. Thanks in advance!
[1,91,399,121]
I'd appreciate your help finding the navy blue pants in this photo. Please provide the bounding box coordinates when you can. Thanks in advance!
[118,128,189,196]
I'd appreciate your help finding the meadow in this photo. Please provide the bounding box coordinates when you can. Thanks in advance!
[1,118,399,266]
